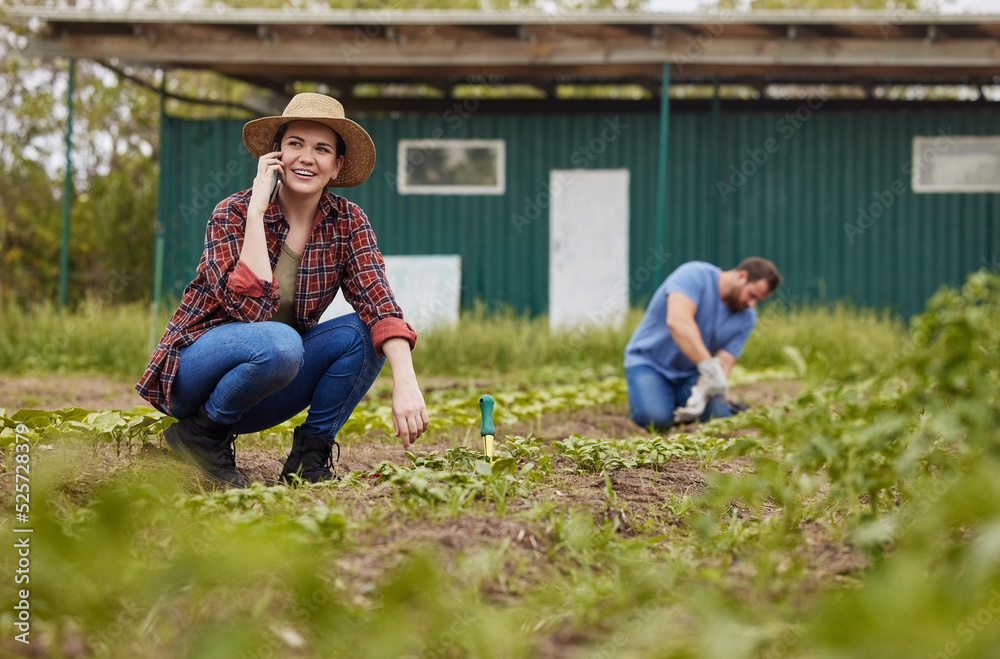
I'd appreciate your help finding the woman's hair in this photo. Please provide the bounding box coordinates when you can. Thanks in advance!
[274,122,346,159]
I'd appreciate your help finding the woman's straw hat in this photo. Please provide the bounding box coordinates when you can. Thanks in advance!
[243,93,375,188]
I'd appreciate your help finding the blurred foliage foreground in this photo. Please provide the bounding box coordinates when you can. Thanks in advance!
[0,271,998,658]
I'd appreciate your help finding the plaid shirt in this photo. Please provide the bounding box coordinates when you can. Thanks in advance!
[136,188,416,414]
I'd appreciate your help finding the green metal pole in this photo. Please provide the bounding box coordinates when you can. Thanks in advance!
[58,58,75,309]
[149,72,167,352]
[654,63,671,255]
[711,75,722,263]
[148,225,165,352]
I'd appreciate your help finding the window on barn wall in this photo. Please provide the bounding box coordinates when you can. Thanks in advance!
[912,136,1000,193]
[397,139,505,195]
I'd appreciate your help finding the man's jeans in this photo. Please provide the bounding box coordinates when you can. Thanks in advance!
[625,364,731,431]
[169,314,384,440]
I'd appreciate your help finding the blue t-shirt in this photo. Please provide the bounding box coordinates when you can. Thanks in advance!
[624,261,756,380]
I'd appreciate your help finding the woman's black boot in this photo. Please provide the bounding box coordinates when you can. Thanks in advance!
[280,426,340,484]
[164,405,247,488]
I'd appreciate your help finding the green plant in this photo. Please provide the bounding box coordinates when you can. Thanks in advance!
[553,435,634,473]
[1,406,172,457]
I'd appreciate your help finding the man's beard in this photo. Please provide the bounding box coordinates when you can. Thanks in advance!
[724,284,747,312]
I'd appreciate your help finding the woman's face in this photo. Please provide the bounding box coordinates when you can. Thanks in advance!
[277,120,344,195]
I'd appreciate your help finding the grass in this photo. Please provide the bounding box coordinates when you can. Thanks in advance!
[740,302,906,381]
[411,303,642,377]
[0,298,906,382]
[0,300,162,379]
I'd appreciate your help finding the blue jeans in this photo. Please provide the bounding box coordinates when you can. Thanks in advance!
[169,314,384,440]
[625,364,731,431]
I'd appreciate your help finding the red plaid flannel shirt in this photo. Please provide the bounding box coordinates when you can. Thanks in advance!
[136,188,416,414]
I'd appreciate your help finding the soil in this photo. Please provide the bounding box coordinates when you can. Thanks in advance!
[0,375,869,659]
[0,374,802,516]
[0,374,150,413]
[0,373,799,417]
[0,373,802,513]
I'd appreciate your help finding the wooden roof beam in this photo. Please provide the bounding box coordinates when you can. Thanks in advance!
[206,61,1000,89]
[13,8,1000,27]
[23,27,1000,72]
[785,24,821,40]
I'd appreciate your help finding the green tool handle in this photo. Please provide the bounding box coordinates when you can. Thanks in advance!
[479,395,495,436]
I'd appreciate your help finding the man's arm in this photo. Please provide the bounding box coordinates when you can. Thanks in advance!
[666,292,731,399]
[716,350,737,379]
[665,292,712,364]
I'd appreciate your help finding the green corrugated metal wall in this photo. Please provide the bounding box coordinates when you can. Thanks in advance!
[158,117,256,298]
[158,107,1000,318]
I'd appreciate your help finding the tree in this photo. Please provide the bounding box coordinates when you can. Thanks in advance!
[0,23,65,304]
[0,9,254,305]
[0,0,655,306]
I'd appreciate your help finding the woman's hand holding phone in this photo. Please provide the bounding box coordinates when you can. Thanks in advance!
[269,141,282,202]
[248,148,283,216]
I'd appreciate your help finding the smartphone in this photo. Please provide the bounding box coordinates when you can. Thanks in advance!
[269,142,282,202]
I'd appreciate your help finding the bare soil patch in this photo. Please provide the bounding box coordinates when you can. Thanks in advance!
[0,374,799,417]
[0,374,149,412]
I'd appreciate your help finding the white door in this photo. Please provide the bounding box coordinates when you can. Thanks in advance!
[548,169,630,331]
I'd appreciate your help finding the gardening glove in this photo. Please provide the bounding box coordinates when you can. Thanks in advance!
[697,357,729,400]
[674,385,707,423]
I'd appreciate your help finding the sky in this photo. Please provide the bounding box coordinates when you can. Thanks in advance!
[940,0,1000,11]
[646,0,1000,11]
[34,0,1000,12]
